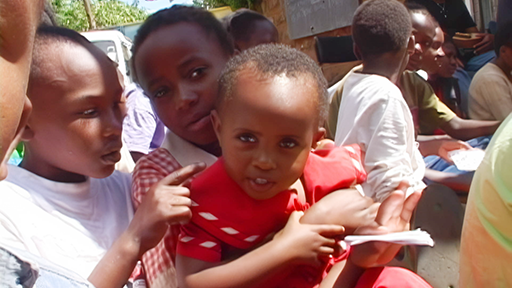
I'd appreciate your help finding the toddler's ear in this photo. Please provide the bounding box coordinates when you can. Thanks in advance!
[311,127,326,149]
[210,110,222,144]
[21,124,34,142]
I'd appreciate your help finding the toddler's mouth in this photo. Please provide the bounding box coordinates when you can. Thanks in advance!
[254,178,268,185]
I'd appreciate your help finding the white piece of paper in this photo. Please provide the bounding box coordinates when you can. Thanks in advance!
[343,229,434,247]
[448,149,485,171]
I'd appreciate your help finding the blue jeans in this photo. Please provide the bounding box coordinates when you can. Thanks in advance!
[423,136,492,184]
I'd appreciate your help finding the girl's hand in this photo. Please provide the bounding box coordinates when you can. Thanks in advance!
[274,211,345,267]
[127,162,206,257]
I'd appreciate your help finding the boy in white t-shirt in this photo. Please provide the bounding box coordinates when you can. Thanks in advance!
[334,0,426,202]
[0,26,205,288]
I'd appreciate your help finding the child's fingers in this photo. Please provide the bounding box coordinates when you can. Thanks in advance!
[160,162,206,186]
[395,180,409,193]
[169,206,192,224]
[289,210,305,223]
[400,191,422,223]
[317,246,335,256]
[376,190,404,225]
[314,224,345,236]
[169,195,192,207]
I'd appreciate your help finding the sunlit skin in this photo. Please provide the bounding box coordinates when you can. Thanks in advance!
[21,42,126,183]
[0,0,44,179]
[134,23,230,155]
[421,26,446,74]
[211,68,324,200]
[407,13,436,71]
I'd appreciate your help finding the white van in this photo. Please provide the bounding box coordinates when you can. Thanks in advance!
[81,30,133,87]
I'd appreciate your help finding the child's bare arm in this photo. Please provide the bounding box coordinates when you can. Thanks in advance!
[300,188,379,234]
[88,163,205,288]
[176,211,345,288]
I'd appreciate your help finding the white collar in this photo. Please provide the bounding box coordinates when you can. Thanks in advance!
[160,128,217,168]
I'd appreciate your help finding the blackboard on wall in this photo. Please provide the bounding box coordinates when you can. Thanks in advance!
[285,0,359,40]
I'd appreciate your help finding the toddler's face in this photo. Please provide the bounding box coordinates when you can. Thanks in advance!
[135,23,230,147]
[25,43,125,181]
[212,69,323,200]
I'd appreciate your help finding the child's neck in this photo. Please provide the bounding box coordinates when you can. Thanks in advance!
[361,52,406,84]
[196,141,222,157]
[20,149,87,183]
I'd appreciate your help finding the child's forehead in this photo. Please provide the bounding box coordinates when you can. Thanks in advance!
[36,41,115,81]
[227,67,319,115]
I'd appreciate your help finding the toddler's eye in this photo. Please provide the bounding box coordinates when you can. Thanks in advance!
[238,134,257,143]
[190,67,206,79]
[280,138,298,149]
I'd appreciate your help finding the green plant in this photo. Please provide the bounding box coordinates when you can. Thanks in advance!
[52,0,148,31]
[193,0,253,11]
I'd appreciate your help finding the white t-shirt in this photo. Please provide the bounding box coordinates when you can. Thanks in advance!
[334,72,425,202]
[469,62,512,121]
[0,165,133,279]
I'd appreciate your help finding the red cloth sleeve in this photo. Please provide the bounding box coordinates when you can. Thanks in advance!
[304,144,367,204]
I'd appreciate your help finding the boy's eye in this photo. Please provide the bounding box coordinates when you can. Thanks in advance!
[153,88,168,99]
[190,67,207,79]
[279,138,298,149]
[238,133,257,143]
[81,109,98,117]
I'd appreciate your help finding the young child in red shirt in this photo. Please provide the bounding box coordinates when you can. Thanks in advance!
[175,44,431,288]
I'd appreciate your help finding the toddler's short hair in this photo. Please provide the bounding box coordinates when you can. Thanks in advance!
[218,43,328,123]
[352,0,412,58]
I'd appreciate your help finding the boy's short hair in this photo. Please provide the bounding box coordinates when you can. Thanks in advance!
[30,25,107,81]
[132,5,234,81]
[495,20,512,57]
[352,0,412,58]
[223,9,277,43]
[218,43,328,123]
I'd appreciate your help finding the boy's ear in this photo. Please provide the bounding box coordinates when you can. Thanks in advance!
[210,110,222,146]
[311,127,326,149]
[407,35,415,56]
[353,43,362,60]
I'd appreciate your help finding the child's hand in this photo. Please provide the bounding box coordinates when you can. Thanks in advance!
[438,140,472,163]
[349,181,422,268]
[301,188,379,234]
[274,211,345,267]
[127,162,206,257]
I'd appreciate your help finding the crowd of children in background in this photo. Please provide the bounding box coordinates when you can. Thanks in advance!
[1,0,512,287]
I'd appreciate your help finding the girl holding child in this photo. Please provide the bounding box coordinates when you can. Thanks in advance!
[131,3,431,287]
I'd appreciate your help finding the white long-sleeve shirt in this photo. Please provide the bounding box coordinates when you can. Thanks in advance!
[334,72,425,202]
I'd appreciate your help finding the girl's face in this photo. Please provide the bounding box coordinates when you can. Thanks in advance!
[134,23,230,146]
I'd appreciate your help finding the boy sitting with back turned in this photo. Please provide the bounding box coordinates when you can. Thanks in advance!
[176,44,429,288]
[334,0,426,202]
